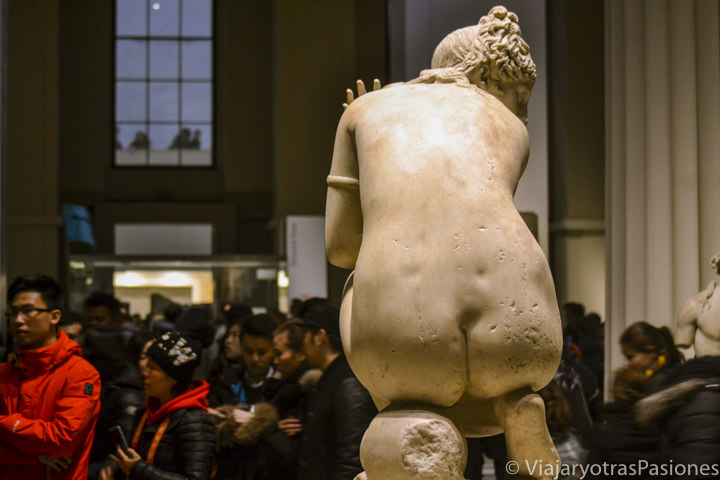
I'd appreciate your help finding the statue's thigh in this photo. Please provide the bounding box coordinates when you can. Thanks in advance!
[464,310,560,399]
[348,308,468,407]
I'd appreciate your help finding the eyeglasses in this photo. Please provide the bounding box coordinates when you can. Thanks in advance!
[4,306,54,320]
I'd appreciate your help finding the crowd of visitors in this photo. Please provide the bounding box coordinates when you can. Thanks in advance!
[3,275,720,479]
[546,304,720,480]
[0,275,375,480]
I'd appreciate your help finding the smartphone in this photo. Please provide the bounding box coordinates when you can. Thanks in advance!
[109,425,130,453]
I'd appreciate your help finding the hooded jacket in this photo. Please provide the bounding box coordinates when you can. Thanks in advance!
[0,330,102,480]
[129,380,216,480]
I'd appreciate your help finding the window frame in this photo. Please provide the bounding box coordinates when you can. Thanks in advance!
[113,0,215,169]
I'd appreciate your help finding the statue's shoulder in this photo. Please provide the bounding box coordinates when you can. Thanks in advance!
[340,85,422,124]
[705,280,718,300]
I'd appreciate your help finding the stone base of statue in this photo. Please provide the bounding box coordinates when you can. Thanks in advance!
[353,396,560,480]
[357,410,466,480]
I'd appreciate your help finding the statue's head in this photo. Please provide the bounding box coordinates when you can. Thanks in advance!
[428,6,536,124]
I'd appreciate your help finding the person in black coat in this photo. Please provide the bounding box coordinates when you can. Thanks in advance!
[585,367,659,480]
[84,324,144,480]
[101,331,216,480]
[294,299,377,480]
[637,356,720,480]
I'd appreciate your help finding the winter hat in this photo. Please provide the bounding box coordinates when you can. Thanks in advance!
[146,330,201,385]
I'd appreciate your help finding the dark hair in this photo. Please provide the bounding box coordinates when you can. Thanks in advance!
[538,380,571,432]
[296,297,333,319]
[222,303,253,323]
[7,275,64,311]
[308,325,343,354]
[620,321,683,367]
[563,302,585,320]
[298,299,343,353]
[274,321,306,352]
[241,314,277,342]
[83,291,121,317]
[58,310,85,328]
[175,305,215,348]
[290,298,304,318]
[83,324,131,381]
[163,303,184,324]
[576,313,602,337]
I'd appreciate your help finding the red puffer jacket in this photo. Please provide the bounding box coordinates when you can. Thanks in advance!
[0,330,102,480]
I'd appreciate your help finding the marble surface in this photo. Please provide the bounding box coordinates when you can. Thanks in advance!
[676,251,720,356]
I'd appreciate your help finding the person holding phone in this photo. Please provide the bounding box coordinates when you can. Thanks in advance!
[100,331,216,480]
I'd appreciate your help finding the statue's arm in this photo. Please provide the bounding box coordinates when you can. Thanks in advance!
[325,111,363,270]
[674,281,714,348]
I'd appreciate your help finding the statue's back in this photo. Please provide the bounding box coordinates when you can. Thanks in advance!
[341,82,562,407]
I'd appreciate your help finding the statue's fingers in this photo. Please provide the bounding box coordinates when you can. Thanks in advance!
[346,88,355,105]
[373,79,381,91]
[356,79,367,96]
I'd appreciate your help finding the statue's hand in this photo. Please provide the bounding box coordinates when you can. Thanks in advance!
[343,79,381,109]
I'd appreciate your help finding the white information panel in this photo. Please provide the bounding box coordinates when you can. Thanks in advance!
[114,223,213,255]
[286,215,328,301]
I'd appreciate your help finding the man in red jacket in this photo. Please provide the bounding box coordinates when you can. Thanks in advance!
[0,275,101,479]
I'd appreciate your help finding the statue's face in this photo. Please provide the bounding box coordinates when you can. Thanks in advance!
[486,78,533,125]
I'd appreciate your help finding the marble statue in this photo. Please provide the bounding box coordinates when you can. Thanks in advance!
[325,6,562,480]
[675,250,720,356]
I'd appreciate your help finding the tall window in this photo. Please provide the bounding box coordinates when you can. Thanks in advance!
[114,0,213,167]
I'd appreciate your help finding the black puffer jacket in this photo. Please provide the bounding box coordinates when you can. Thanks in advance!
[585,403,660,480]
[637,356,720,479]
[129,382,216,480]
[297,355,377,480]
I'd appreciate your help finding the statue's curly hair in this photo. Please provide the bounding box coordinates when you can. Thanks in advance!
[711,249,720,271]
[408,6,536,88]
